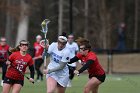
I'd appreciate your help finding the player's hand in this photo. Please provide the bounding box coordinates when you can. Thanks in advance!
[29,78,34,83]
[74,70,80,76]
[40,39,49,48]
[6,60,11,65]
[33,57,38,60]
[32,57,36,61]
[43,69,48,75]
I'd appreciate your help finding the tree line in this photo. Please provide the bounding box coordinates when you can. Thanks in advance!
[0,0,139,49]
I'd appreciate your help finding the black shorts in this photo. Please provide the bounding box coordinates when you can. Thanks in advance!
[67,65,76,73]
[3,76,24,86]
[89,73,106,82]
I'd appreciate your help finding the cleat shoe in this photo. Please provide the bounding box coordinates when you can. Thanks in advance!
[1,80,3,87]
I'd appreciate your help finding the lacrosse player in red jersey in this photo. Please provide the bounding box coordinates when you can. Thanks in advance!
[0,37,10,87]
[2,40,34,93]
[33,35,44,82]
[69,40,106,93]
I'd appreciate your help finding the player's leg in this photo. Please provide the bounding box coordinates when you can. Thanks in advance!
[91,85,99,93]
[11,80,23,93]
[35,60,40,81]
[56,84,66,93]
[1,62,7,86]
[47,77,57,93]
[67,65,76,87]
[68,66,76,80]
[0,62,3,86]
[2,76,14,93]
[2,62,7,80]
[12,84,22,93]
[37,59,43,80]
[2,83,12,93]
[84,77,101,93]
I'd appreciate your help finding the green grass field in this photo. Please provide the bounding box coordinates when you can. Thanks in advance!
[0,74,140,93]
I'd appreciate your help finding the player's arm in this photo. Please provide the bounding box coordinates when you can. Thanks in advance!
[68,56,79,64]
[42,50,50,59]
[45,48,69,74]
[47,62,67,74]
[77,60,94,74]
[0,59,7,62]
[29,65,35,79]
[42,42,53,59]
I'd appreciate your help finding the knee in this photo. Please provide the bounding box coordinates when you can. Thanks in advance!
[47,86,55,93]
[84,86,90,93]
[47,90,55,93]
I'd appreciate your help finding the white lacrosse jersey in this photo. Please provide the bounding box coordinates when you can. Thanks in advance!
[66,42,79,67]
[46,42,70,87]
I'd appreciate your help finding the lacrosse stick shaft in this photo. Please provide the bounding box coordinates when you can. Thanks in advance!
[44,33,47,69]
[44,54,47,69]
[41,19,50,69]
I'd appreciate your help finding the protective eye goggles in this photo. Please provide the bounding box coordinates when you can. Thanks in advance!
[79,47,87,51]
[20,43,29,46]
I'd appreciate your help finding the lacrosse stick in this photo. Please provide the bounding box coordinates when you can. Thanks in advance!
[41,19,50,69]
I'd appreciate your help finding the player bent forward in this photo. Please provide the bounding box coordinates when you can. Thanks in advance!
[43,35,71,93]
[69,41,106,93]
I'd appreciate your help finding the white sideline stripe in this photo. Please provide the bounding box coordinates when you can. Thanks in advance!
[107,77,122,81]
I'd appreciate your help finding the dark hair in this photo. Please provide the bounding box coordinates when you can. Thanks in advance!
[61,32,67,37]
[58,32,67,43]
[82,42,91,51]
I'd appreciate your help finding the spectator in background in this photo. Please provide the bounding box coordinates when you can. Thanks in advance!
[33,35,44,82]
[116,22,126,50]
[66,34,79,87]
[0,37,10,87]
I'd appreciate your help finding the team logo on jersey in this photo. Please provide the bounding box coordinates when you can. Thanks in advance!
[15,59,27,65]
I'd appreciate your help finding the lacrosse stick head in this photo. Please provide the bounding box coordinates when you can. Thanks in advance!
[41,19,50,34]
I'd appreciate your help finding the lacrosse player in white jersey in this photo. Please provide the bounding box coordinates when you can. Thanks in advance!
[66,34,79,87]
[43,35,70,93]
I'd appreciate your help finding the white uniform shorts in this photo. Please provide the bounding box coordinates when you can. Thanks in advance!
[46,70,70,87]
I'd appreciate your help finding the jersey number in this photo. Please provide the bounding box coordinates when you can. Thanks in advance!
[17,64,24,72]
[54,58,59,63]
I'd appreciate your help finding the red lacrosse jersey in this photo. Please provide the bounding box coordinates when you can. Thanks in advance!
[76,51,105,76]
[0,44,9,62]
[6,51,34,80]
[33,42,44,57]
